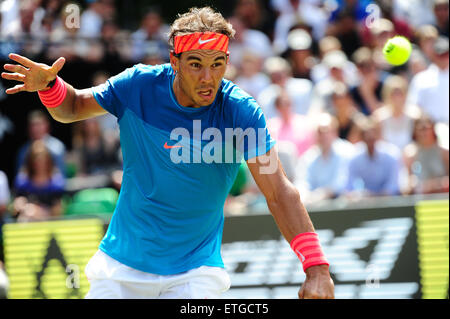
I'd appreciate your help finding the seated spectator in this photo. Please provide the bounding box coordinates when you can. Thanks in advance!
[130,7,170,63]
[310,49,356,114]
[284,28,315,79]
[403,115,449,194]
[325,8,362,59]
[0,0,19,35]
[407,36,449,125]
[350,47,388,115]
[16,110,66,177]
[234,50,271,99]
[345,117,401,197]
[366,18,410,73]
[71,118,121,176]
[433,0,449,37]
[415,24,439,63]
[267,90,315,158]
[272,0,328,53]
[327,0,372,24]
[79,0,116,39]
[310,36,359,85]
[373,75,421,150]
[1,0,45,56]
[297,113,355,203]
[47,2,102,63]
[13,140,65,222]
[257,56,313,119]
[228,16,273,68]
[408,49,430,77]
[329,82,363,144]
[393,0,436,29]
[232,0,275,36]
[0,170,10,263]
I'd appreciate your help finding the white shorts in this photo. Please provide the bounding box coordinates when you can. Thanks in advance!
[84,250,231,299]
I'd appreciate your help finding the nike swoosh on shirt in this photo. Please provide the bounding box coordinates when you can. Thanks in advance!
[164,142,183,149]
[198,38,217,45]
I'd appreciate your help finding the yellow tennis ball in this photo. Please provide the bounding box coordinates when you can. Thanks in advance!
[383,36,412,66]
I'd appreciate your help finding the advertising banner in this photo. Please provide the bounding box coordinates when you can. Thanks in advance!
[2,199,448,299]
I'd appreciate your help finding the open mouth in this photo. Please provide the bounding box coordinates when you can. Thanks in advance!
[197,88,214,100]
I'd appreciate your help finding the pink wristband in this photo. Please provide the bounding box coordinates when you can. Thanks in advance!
[290,232,329,272]
[37,76,67,108]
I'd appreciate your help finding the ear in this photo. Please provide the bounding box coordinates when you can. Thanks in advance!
[169,51,179,73]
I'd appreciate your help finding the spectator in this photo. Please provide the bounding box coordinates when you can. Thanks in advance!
[71,118,121,176]
[361,3,413,47]
[0,170,10,263]
[232,0,275,36]
[403,115,449,194]
[373,75,420,150]
[100,21,126,70]
[433,0,449,37]
[13,140,65,222]
[350,46,387,115]
[407,36,449,125]
[257,56,313,119]
[234,50,271,99]
[79,0,112,39]
[415,24,439,63]
[130,7,170,63]
[346,117,401,197]
[328,82,363,144]
[328,0,373,24]
[310,49,357,114]
[310,36,359,85]
[272,0,328,53]
[227,16,273,68]
[0,0,20,35]
[366,18,397,71]
[283,28,315,79]
[47,2,102,63]
[267,90,315,158]
[408,48,430,77]
[16,110,66,177]
[1,0,45,56]
[326,8,363,59]
[392,0,436,29]
[297,113,355,203]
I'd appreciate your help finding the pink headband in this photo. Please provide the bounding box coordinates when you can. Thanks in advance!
[174,32,229,54]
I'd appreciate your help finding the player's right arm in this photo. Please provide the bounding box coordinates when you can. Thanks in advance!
[1,53,107,123]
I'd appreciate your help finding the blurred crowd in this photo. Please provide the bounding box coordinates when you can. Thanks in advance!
[0,0,449,270]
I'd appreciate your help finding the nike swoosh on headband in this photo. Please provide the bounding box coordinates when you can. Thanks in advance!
[198,38,217,45]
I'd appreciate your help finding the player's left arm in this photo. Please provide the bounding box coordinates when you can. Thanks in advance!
[246,147,334,299]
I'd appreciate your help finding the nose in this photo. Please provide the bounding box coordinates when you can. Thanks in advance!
[200,67,213,83]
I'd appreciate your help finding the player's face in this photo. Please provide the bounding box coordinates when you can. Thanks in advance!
[171,50,228,107]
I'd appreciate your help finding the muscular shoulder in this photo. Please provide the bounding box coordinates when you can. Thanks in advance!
[221,80,261,113]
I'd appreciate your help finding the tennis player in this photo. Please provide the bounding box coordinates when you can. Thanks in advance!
[2,7,334,299]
